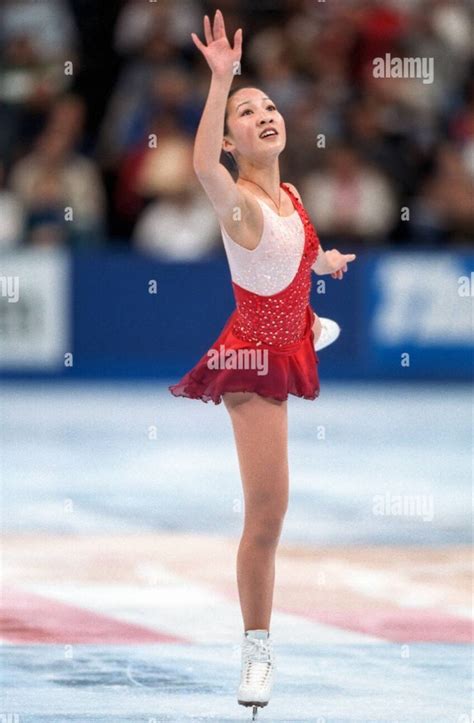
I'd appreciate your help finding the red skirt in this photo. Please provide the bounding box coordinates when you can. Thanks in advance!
[168,305,320,405]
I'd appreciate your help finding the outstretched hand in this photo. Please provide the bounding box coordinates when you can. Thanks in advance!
[325,249,357,279]
[191,9,242,79]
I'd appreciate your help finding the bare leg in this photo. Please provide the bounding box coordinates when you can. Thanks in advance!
[312,313,322,344]
[223,391,289,632]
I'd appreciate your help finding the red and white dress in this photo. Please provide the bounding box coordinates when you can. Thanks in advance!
[169,182,321,404]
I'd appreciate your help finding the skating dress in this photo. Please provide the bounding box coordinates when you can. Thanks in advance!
[168,182,321,404]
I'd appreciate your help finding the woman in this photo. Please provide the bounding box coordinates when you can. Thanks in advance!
[169,10,356,718]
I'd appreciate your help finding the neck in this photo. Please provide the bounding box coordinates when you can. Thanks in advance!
[236,159,281,200]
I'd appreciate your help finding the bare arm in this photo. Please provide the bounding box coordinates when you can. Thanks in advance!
[192,72,232,174]
[192,73,247,223]
[191,11,258,245]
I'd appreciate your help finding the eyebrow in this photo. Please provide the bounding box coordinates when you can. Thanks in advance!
[236,97,271,109]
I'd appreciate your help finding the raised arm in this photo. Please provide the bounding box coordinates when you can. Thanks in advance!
[191,11,258,248]
[191,10,241,175]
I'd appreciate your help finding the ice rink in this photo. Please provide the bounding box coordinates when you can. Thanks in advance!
[1,381,472,722]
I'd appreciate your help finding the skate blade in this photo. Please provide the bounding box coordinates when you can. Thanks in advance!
[238,699,268,708]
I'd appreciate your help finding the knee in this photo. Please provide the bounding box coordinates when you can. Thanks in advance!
[245,511,287,547]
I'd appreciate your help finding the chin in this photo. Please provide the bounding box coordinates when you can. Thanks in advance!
[254,139,286,157]
[268,141,286,158]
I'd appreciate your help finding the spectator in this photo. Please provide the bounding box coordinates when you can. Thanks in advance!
[450,78,474,179]
[301,144,398,244]
[0,0,79,163]
[10,96,106,246]
[0,34,73,107]
[133,186,220,261]
[131,124,219,260]
[97,49,198,168]
[114,0,202,55]
[114,112,195,231]
[246,27,309,116]
[346,94,422,197]
[0,161,24,249]
[0,0,78,61]
[25,170,69,247]
[411,143,474,245]
[0,0,471,249]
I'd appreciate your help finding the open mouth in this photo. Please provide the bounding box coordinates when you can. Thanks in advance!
[259,129,279,139]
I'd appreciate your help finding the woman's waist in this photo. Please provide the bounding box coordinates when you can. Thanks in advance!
[229,304,315,354]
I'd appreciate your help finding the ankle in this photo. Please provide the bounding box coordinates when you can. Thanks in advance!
[245,628,270,639]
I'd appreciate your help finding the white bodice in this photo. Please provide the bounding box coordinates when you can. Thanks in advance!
[219,198,306,296]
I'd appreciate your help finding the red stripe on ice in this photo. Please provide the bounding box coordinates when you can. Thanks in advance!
[1,587,189,644]
[290,607,473,643]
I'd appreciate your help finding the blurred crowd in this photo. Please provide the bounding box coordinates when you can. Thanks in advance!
[0,0,472,258]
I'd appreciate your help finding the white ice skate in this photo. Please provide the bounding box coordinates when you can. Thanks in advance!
[238,629,275,720]
[314,317,341,351]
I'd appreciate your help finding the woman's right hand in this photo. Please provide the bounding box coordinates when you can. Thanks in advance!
[191,9,242,79]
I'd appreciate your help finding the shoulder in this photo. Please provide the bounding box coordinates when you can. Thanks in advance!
[283,182,303,204]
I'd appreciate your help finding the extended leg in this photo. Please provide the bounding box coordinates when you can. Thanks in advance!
[223,391,288,631]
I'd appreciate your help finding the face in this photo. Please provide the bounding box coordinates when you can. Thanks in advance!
[223,88,286,165]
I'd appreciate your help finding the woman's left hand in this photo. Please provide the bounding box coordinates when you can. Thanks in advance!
[325,249,357,280]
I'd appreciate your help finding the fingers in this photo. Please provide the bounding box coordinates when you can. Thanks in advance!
[213,8,226,40]
[329,251,356,280]
[233,28,243,52]
[204,14,213,45]
[191,32,207,53]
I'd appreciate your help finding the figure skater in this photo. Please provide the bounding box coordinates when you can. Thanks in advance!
[169,9,356,719]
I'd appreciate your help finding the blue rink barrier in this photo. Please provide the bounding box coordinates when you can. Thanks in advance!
[0,248,472,380]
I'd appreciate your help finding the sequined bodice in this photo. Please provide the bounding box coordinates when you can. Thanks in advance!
[230,183,320,349]
[220,199,304,296]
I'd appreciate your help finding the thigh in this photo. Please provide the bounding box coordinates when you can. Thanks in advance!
[312,312,322,342]
[223,392,289,516]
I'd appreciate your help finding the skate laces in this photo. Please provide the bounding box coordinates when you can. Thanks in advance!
[245,637,272,663]
[242,637,274,685]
